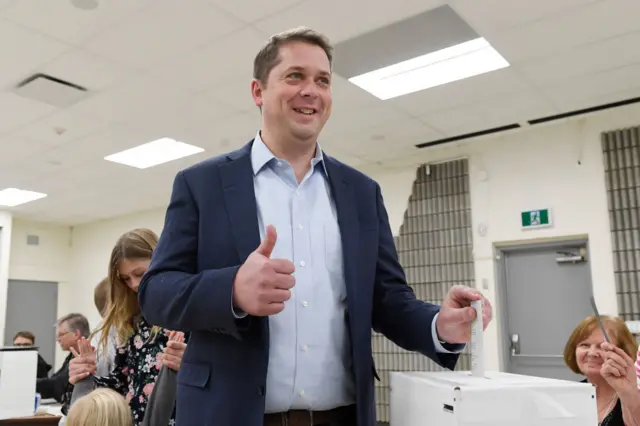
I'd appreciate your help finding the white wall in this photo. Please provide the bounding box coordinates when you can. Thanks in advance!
[6,103,639,372]
[0,211,12,344]
[68,209,165,330]
[8,219,72,367]
[380,102,640,369]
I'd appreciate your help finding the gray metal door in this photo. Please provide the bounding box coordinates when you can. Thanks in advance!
[4,280,58,368]
[500,242,593,381]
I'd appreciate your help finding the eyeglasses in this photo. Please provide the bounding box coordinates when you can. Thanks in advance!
[56,331,72,339]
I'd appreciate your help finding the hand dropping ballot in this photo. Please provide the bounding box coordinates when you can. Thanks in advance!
[389,299,599,426]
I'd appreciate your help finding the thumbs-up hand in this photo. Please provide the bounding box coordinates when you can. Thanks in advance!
[435,285,493,344]
[232,225,295,316]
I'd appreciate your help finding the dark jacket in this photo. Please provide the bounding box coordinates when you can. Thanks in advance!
[37,354,52,379]
[138,141,459,426]
[36,352,72,402]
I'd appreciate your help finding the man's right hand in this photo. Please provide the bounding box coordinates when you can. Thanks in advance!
[233,225,295,316]
[69,338,97,384]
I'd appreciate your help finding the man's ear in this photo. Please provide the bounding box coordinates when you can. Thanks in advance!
[250,79,264,109]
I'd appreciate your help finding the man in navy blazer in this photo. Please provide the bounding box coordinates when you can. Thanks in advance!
[138,27,492,426]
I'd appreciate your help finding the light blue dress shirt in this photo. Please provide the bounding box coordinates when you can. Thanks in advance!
[248,132,456,413]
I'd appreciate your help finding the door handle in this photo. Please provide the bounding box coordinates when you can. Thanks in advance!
[511,333,520,356]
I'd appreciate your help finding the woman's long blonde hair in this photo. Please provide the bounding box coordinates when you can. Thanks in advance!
[66,388,131,426]
[94,228,161,350]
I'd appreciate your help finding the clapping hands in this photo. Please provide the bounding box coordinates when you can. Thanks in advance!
[69,337,96,384]
[160,331,186,371]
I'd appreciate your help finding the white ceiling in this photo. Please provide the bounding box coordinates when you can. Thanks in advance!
[0,0,638,224]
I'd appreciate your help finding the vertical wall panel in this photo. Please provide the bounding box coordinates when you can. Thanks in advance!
[374,159,474,422]
[602,126,640,321]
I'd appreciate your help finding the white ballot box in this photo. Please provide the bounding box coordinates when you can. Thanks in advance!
[390,371,597,426]
[0,346,38,419]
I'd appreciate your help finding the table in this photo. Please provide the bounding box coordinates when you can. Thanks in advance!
[0,414,61,425]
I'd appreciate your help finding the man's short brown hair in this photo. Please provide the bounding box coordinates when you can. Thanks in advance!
[13,331,35,344]
[253,27,333,85]
[563,315,638,374]
[94,277,110,317]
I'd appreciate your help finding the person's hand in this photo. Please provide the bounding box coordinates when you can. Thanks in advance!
[69,337,96,384]
[601,343,636,392]
[435,285,493,344]
[161,331,186,371]
[232,225,296,316]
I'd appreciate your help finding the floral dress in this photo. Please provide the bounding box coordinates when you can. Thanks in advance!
[94,316,175,426]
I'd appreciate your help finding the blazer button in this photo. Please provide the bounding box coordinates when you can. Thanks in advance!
[256,385,265,396]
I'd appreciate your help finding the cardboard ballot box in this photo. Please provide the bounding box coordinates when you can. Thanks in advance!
[390,371,597,426]
[0,347,38,420]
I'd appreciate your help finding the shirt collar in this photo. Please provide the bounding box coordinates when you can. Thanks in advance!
[250,131,328,176]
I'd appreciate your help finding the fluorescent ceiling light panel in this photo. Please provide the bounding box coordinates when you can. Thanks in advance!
[104,138,204,169]
[349,38,509,100]
[0,188,47,207]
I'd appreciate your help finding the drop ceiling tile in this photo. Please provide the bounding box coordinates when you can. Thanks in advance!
[69,74,189,124]
[419,103,493,135]
[518,31,640,86]
[330,74,380,107]
[201,76,258,111]
[83,0,244,68]
[0,135,49,169]
[391,67,532,116]
[205,0,304,23]
[254,0,445,43]
[0,20,72,88]
[0,93,57,133]
[40,48,134,91]
[479,91,558,125]
[489,0,640,63]
[152,27,267,93]
[322,102,413,140]
[540,63,640,110]
[8,105,112,148]
[451,0,600,34]
[1,0,155,45]
[553,86,640,113]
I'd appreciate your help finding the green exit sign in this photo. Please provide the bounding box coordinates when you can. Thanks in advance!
[522,209,552,229]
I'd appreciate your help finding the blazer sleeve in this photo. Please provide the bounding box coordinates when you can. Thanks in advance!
[370,183,459,370]
[138,170,245,338]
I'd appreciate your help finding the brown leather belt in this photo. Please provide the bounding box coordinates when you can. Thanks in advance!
[263,405,355,426]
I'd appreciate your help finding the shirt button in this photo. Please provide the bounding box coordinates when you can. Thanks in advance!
[301,344,308,352]
[298,223,303,230]
[299,390,305,396]
[300,260,306,267]
[302,301,308,307]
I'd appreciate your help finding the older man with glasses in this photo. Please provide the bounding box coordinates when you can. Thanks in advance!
[36,313,89,403]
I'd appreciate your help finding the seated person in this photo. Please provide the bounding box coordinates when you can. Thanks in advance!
[13,330,52,379]
[37,313,90,403]
[65,388,131,426]
[564,315,640,425]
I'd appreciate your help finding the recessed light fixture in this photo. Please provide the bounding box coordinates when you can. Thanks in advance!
[348,37,509,100]
[0,188,47,207]
[104,138,204,169]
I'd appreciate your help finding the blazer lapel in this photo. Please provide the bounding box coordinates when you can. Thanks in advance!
[218,141,261,263]
[324,156,359,318]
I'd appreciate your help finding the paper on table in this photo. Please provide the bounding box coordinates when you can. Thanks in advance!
[470,299,485,377]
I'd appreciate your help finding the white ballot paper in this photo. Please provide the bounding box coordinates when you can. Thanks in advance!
[470,299,484,377]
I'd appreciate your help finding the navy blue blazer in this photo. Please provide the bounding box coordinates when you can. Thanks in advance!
[138,140,459,426]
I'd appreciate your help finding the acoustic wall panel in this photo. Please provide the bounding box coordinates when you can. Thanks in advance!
[602,126,640,320]
[372,159,474,422]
